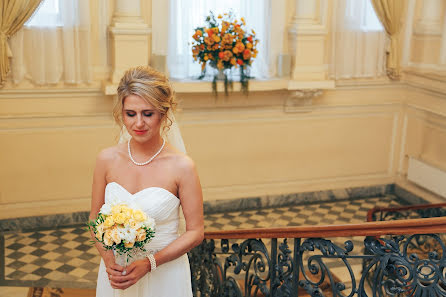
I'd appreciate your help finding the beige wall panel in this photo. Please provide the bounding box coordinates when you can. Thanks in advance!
[181,109,396,200]
[396,87,446,202]
[0,93,113,118]
[421,124,446,171]
[0,124,115,207]
[411,36,441,64]
[402,104,446,172]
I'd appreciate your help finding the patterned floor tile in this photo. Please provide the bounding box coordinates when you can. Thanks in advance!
[0,195,402,288]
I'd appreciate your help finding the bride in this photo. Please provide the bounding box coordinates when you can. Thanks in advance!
[90,66,204,296]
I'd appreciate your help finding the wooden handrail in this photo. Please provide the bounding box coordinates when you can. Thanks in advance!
[366,202,446,222]
[204,217,446,239]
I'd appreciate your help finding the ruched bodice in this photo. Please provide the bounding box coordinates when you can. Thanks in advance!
[96,182,192,297]
[105,182,180,253]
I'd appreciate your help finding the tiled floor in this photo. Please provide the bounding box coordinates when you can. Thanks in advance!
[0,195,402,291]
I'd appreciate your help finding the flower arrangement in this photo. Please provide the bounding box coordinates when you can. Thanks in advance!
[87,200,156,263]
[191,11,259,95]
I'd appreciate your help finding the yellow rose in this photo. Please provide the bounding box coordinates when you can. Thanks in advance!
[128,219,142,230]
[104,229,113,246]
[133,210,146,222]
[111,204,121,214]
[114,212,127,225]
[103,216,114,228]
[95,223,104,241]
[124,241,134,248]
[135,229,147,242]
[110,228,121,244]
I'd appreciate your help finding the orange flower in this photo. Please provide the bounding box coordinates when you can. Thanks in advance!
[206,28,214,36]
[232,42,245,54]
[217,60,224,69]
[223,50,233,62]
[222,33,233,44]
[204,37,214,46]
[237,59,244,65]
[243,49,251,60]
[213,35,221,42]
[247,36,253,42]
[230,57,236,66]
[246,42,253,49]
[218,51,224,59]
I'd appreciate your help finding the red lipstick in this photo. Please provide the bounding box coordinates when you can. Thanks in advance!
[134,130,147,135]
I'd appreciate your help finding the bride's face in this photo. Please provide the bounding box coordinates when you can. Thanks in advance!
[122,94,163,142]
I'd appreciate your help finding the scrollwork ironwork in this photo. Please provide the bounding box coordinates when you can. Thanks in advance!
[189,234,446,297]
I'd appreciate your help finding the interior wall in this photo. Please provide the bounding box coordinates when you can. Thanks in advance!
[0,0,445,219]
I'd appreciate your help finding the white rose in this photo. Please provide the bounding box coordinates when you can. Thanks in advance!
[144,217,156,230]
[110,228,122,244]
[122,226,137,243]
[99,203,111,215]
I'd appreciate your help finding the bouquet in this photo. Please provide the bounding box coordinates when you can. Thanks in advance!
[88,199,156,265]
[191,11,259,95]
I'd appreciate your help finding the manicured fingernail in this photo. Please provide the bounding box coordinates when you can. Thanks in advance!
[122,270,127,275]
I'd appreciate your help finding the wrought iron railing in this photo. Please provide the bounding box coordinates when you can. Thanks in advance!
[367,203,446,222]
[188,217,446,297]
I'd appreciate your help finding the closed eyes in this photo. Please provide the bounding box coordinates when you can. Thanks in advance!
[125,111,154,117]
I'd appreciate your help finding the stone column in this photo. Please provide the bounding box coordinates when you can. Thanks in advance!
[288,0,328,80]
[108,0,151,84]
[414,0,444,35]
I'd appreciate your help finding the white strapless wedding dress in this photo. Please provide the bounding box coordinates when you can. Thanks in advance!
[96,182,193,297]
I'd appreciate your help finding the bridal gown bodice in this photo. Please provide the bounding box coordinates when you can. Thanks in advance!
[96,182,193,297]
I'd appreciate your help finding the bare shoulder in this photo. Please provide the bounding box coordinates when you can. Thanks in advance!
[96,143,125,165]
[164,144,197,174]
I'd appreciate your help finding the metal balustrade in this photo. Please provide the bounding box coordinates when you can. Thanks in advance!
[188,217,446,297]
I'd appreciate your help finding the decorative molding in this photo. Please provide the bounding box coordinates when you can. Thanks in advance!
[403,69,446,96]
[284,89,322,113]
[413,0,445,36]
[0,88,103,98]
[413,22,443,36]
[104,79,335,95]
[289,0,328,35]
[108,25,151,35]
[402,0,416,67]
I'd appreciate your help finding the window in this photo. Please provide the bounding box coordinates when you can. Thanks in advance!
[345,0,383,32]
[168,0,270,80]
[331,0,386,79]
[25,0,62,27]
[362,0,383,31]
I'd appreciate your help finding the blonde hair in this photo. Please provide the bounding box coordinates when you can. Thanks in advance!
[114,66,177,134]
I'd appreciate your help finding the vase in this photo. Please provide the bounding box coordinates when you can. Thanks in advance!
[216,69,226,80]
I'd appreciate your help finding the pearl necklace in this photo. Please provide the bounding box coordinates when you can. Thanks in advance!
[128,138,166,166]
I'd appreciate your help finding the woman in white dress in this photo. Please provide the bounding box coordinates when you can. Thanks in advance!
[90,66,204,296]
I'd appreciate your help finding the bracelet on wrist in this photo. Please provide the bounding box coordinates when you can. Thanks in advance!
[147,254,157,272]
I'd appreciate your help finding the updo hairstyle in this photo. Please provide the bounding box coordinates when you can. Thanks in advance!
[114,66,177,134]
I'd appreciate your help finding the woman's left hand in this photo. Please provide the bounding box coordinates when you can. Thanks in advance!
[110,259,150,290]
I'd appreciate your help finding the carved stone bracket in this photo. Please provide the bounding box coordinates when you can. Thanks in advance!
[284,89,323,113]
